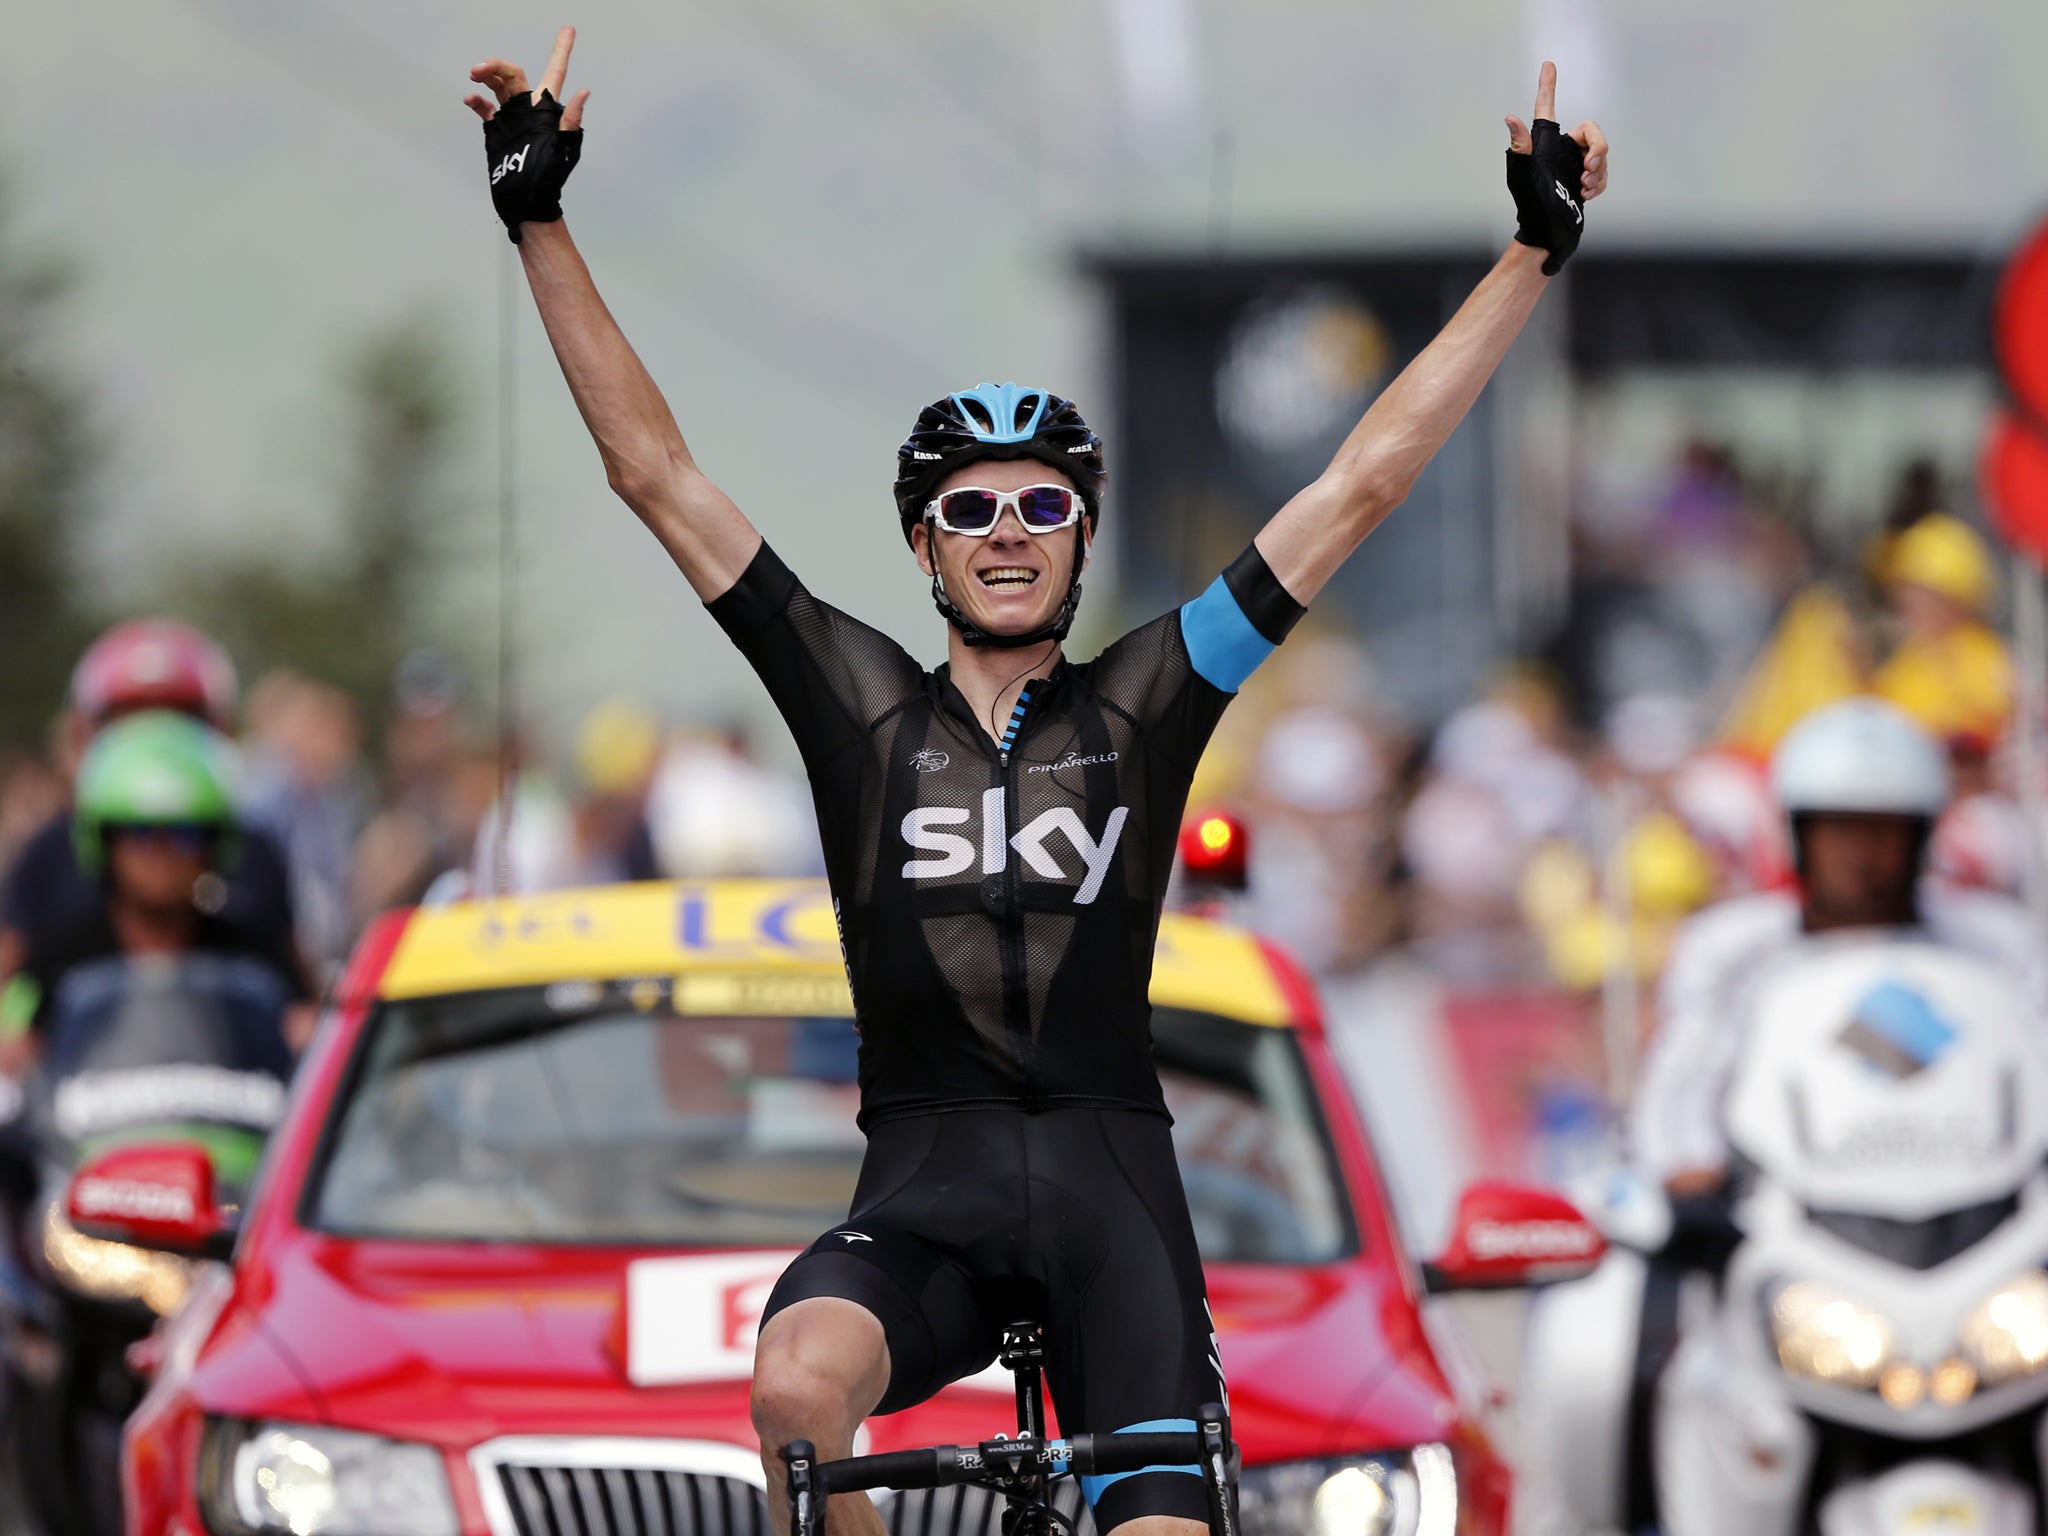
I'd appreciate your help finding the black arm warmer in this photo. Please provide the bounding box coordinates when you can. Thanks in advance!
[1221,542,1307,646]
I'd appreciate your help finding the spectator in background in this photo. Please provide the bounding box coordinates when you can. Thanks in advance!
[1652,438,1748,552]
[1521,693,1721,995]
[460,701,666,899]
[1400,668,1589,983]
[646,723,821,879]
[470,744,580,897]
[1238,637,1403,973]
[0,749,65,880]
[1882,457,1944,538]
[241,669,371,973]
[349,649,487,921]
[568,698,662,885]
[0,621,299,984]
[1871,512,2014,750]
[1930,739,2035,898]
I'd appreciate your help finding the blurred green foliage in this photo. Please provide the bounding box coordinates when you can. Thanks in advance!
[169,319,468,737]
[0,181,99,749]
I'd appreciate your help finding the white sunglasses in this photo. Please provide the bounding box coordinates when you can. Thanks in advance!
[924,484,1085,536]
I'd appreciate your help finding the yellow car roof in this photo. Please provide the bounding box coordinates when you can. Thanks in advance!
[375,879,1292,1027]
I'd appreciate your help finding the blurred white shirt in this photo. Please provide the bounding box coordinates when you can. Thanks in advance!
[1631,883,2048,1181]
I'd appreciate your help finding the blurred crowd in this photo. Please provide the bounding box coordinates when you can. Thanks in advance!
[0,446,2033,1028]
[1202,449,2035,997]
[0,631,828,992]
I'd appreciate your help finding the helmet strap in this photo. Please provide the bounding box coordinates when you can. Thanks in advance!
[926,514,1088,649]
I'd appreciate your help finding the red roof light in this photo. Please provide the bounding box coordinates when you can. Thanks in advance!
[1179,810,1249,890]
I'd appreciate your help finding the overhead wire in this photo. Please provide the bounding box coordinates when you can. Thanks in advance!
[494,240,519,899]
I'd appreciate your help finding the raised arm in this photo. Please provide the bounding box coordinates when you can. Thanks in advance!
[1255,63,1609,604]
[465,28,760,600]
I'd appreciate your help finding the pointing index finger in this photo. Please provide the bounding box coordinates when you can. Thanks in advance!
[539,25,576,103]
[1533,60,1557,124]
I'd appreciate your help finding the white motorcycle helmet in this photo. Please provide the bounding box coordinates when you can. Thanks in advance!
[1771,697,1950,822]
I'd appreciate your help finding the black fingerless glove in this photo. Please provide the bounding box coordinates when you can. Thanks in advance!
[483,89,583,244]
[1507,119,1586,276]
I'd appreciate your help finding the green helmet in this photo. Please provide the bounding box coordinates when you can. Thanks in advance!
[73,710,241,876]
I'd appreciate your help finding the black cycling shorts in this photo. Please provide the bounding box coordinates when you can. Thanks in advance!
[761,1107,1224,1532]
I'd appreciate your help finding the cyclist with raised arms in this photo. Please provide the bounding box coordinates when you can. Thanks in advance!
[462,33,1608,1536]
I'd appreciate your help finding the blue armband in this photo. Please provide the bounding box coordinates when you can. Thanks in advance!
[1179,543,1306,693]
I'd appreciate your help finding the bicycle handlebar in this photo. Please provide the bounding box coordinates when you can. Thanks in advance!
[813,1430,1211,1494]
[787,1403,1237,1536]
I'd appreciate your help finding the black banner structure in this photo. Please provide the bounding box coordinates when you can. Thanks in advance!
[1089,248,1989,720]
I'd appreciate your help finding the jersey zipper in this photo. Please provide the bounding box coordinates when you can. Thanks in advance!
[997,684,1037,1101]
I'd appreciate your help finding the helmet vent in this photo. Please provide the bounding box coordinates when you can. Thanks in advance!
[960,398,996,434]
[1013,394,1044,432]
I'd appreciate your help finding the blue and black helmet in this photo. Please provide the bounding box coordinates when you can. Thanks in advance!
[894,382,1107,547]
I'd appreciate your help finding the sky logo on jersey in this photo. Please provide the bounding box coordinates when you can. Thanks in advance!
[901,789,1128,905]
[1838,981,1960,1079]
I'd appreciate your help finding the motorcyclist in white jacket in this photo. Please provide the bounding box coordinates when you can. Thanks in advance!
[1633,697,2047,1198]
[1522,698,2048,1536]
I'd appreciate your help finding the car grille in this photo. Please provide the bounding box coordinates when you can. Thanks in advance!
[472,1437,1096,1536]
[495,1463,772,1536]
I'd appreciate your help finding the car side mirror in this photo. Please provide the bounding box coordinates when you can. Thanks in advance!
[1422,1179,1606,1293]
[66,1143,237,1262]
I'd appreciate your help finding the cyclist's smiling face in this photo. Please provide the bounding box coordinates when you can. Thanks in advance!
[913,459,1088,639]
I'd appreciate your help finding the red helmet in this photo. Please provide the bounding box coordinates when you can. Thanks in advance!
[69,620,238,731]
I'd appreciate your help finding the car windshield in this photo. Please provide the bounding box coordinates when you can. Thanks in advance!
[306,986,1355,1263]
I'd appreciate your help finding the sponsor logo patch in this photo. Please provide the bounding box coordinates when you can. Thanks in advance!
[1838,982,1959,1079]
[1026,751,1119,774]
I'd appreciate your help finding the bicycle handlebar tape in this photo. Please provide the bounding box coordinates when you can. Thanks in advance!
[1506,119,1587,275]
[819,1446,963,1494]
[784,1441,822,1536]
[482,89,584,244]
[1067,1432,1203,1476]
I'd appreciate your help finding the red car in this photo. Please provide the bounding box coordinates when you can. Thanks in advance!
[92,878,1598,1536]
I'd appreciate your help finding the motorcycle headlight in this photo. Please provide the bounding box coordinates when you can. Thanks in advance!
[1237,1446,1456,1536]
[40,1202,195,1315]
[200,1420,458,1536]
[1768,1280,1897,1391]
[1960,1270,2048,1389]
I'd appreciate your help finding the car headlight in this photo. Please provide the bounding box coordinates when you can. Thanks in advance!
[199,1420,458,1536]
[40,1201,195,1315]
[1960,1270,2048,1389]
[1768,1280,1897,1392]
[1237,1446,1456,1536]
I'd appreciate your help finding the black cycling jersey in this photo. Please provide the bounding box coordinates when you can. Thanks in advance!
[708,539,1301,1128]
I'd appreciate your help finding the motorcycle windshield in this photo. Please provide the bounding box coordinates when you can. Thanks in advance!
[27,951,295,1190]
[1807,1192,2022,1270]
[1724,939,2048,1221]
